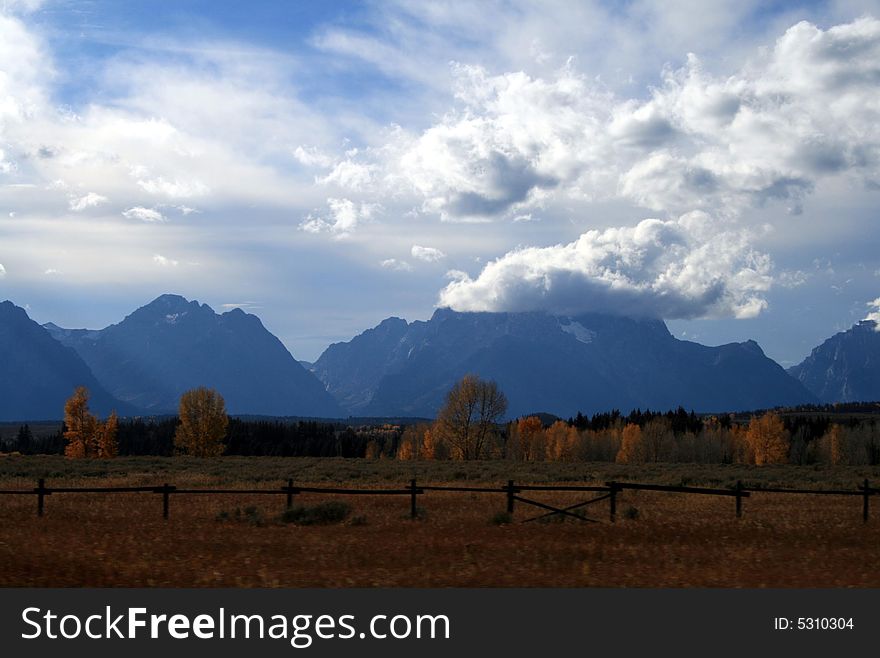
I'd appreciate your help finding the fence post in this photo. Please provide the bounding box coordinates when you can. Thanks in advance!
[410,479,418,520]
[864,479,870,524]
[506,480,515,515]
[37,478,45,517]
[162,483,170,520]
[609,481,617,523]
[286,478,294,509]
[735,480,743,519]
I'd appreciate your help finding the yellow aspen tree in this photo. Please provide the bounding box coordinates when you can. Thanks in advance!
[745,412,791,465]
[434,375,507,460]
[824,424,847,465]
[545,421,576,462]
[63,387,99,459]
[96,411,119,458]
[174,387,228,457]
[516,416,543,461]
[616,423,644,464]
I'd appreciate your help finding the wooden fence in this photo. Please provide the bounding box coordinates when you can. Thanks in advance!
[1,477,876,523]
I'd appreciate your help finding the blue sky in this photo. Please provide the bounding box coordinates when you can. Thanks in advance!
[1,0,879,365]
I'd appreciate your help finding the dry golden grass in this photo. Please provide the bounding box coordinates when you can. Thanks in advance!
[1,455,878,587]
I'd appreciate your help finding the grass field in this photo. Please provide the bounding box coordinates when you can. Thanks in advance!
[1,455,879,587]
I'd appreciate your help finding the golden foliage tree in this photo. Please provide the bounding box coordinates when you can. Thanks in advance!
[421,425,449,460]
[433,375,508,460]
[615,423,644,464]
[545,420,577,462]
[397,423,431,460]
[63,387,118,459]
[96,412,119,458]
[174,387,229,457]
[822,424,847,465]
[642,417,676,462]
[510,416,544,461]
[745,412,791,465]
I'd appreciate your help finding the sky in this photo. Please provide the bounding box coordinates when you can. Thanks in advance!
[0,0,879,366]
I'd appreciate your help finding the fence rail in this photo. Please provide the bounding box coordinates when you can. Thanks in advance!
[0,477,875,523]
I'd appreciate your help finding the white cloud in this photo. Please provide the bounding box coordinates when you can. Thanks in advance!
[0,263,5,277]
[293,145,334,168]
[317,159,376,189]
[122,206,166,222]
[220,301,261,311]
[68,192,108,211]
[411,244,446,262]
[43,268,60,275]
[439,211,772,320]
[778,270,810,289]
[137,176,210,198]
[299,197,380,237]
[1,0,46,14]
[380,258,413,272]
[152,254,178,267]
[318,17,880,225]
[866,298,880,328]
[0,148,16,173]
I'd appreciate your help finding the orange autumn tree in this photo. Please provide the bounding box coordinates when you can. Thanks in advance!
[511,416,544,461]
[745,412,791,465]
[174,387,229,457]
[63,387,118,459]
[615,423,644,464]
[433,375,508,460]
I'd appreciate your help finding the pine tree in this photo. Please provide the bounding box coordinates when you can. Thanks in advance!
[15,424,33,454]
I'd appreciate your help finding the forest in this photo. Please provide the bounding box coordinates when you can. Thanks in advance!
[2,403,878,465]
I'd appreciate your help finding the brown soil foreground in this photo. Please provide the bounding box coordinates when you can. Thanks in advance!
[1,456,878,587]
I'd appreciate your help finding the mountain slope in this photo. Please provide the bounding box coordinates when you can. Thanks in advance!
[788,320,880,403]
[314,308,816,418]
[0,301,128,421]
[46,295,342,417]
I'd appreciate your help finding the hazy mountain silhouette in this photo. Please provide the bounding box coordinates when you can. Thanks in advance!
[0,301,129,421]
[788,320,880,403]
[313,308,817,418]
[45,294,342,417]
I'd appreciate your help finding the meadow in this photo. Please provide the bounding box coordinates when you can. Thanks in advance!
[1,455,878,587]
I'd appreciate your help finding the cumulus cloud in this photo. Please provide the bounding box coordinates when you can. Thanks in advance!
[68,192,108,211]
[317,159,376,189]
[314,18,880,223]
[152,254,178,267]
[137,176,210,198]
[411,245,446,262]
[299,197,380,237]
[293,145,334,168]
[439,212,771,320]
[380,258,413,272]
[122,206,165,222]
[0,148,16,173]
[866,298,880,328]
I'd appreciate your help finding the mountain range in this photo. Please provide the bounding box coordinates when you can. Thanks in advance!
[2,294,877,421]
[0,301,129,421]
[788,320,880,403]
[312,308,817,418]
[43,294,342,418]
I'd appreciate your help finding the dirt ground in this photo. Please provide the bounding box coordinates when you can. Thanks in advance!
[1,456,878,587]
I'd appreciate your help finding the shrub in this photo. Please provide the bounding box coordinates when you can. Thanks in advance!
[281,501,352,525]
[489,511,513,525]
[216,506,266,526]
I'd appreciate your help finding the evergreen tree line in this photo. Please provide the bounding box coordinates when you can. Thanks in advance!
[2,406,879,464]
